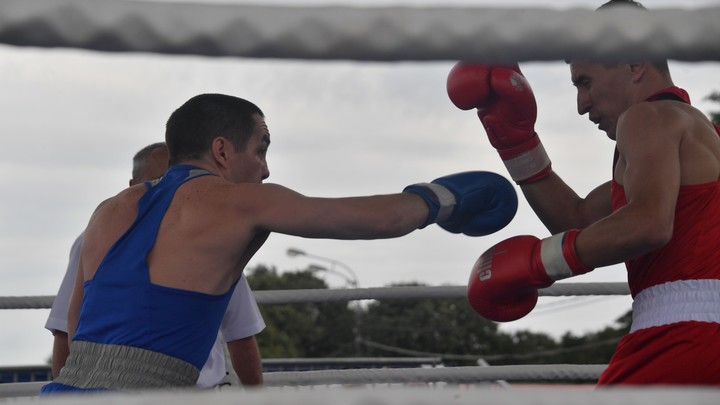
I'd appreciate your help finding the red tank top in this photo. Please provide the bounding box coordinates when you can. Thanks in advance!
[612,180,720,296]
[611,87,720,297]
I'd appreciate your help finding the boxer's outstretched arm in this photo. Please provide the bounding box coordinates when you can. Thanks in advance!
[246,185,429,239]
[245,171,516,239]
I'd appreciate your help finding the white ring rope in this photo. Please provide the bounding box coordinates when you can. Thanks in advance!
[0,0,719,62]
[261,364,606,386]
[0,365,605,398]
[12,386,720,405]
[0,282,629,310]
[4,384,720,404]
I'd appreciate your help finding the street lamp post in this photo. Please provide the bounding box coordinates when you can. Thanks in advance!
[286,248,359,288]
[305,264,357,288]
[287,247,362,355]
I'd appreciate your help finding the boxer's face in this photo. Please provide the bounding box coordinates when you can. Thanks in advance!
[226,114,270,184]
[570,61,632,140]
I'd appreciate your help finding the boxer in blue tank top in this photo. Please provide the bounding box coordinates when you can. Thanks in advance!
[40,93,518,395]
[41,166,235,393]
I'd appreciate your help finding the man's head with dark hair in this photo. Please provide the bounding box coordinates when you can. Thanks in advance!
[165,94,265,166]
[593,0,669,74]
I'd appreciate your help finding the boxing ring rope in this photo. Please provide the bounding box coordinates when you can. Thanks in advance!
[262,364,606,386]
[2,385,719,405]
[0,282,629,309]
[0,0,719,63]
[0,364,606,398]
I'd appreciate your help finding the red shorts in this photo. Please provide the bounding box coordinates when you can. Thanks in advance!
[598,321,720,385]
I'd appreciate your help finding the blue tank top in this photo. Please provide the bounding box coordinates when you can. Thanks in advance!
[73,165,237,369]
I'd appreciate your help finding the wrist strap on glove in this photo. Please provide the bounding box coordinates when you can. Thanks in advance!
[498,134,552,184]
[403,183,456,228]
[540,229,593,280]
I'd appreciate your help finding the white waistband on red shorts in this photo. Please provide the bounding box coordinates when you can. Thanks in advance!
[630,279,720,333]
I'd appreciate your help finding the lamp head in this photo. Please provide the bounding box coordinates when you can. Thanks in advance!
[286,248,306,257]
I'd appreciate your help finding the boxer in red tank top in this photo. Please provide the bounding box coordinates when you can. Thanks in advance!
[449,0,720,385]
[597,88,720,385]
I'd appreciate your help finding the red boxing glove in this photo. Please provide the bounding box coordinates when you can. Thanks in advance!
[447,62,552,184]
[467,230,592,322]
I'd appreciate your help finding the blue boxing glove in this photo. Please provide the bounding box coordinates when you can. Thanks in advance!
[403,171,517,236]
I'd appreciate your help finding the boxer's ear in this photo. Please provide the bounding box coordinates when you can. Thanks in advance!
[629,62,647,83]
[211,137,230,167]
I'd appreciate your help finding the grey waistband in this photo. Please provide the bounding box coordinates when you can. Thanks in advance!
[55,341,200,390]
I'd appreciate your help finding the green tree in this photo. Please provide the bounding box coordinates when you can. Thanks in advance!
[555,309,630,364]
[357,282,561,366]
[490,330,560,365]
[246,265,356,358]
[707,91,720,125]
[248,268,631,367]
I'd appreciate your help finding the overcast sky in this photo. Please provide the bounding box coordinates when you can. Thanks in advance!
[1,0,719,366]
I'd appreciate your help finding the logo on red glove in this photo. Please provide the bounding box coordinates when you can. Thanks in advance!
[476,248,494,281]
